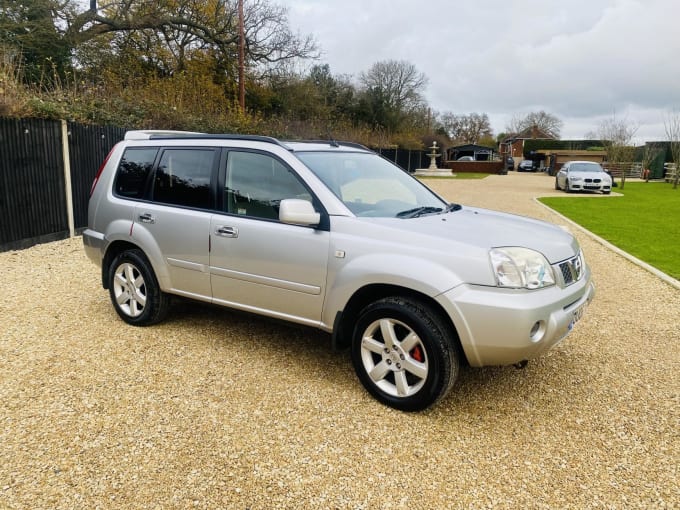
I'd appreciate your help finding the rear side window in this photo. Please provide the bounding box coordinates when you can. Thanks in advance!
[114,148,158,198]
[152,149,216,209]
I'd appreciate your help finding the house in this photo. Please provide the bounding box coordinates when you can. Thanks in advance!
[499,126,556,168]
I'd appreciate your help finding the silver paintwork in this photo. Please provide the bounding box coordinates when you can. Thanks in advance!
[84,132,595,368]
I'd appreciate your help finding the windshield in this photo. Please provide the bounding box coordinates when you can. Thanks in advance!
[570,163,604,172]
[296,151,448,218]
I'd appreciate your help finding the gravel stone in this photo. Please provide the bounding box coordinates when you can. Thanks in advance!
[0,172,677,509]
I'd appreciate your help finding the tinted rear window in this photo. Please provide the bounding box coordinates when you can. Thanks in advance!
[114,148,158,198]
[152,148,216,209]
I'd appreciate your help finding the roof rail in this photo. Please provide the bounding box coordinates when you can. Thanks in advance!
[124,130,203,140]
[284,139,370,151]
[124,130,286,148]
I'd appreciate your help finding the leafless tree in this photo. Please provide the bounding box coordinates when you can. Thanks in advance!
[506,110,563,139]
[597,115,638,190]
[359,60,428,115]
[640,144,662,182]
[664,109,680,189]
[440,112,493,145]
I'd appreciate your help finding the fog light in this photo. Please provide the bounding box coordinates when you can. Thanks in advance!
[529,321,546,343]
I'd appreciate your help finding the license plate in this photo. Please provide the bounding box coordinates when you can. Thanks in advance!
[568,303,587,330]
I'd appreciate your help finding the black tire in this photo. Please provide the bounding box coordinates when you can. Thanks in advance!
[603,190,611,195]
[107,249,170,326]
[351,296,459,411]
[555,178,560,190]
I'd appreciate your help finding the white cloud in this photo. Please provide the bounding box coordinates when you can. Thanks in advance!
[279,0,680,141]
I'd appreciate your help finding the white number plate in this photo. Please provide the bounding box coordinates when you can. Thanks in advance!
[569,302,587,330]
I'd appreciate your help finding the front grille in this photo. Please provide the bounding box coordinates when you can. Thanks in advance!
[559,253,584,286]
[584,178,602,183]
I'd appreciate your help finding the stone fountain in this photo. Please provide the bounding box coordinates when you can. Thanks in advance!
[415,141,452,177]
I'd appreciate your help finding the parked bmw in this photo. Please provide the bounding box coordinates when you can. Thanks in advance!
[84,131,595,411]
[517,159,535,172]
[556,161,612,194]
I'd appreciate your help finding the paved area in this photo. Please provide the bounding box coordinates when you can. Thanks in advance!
[1,171,678,509]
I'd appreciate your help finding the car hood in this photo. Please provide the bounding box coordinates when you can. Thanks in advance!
[366,206,579,263]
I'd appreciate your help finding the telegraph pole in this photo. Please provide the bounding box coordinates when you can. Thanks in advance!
[238,0,245,113]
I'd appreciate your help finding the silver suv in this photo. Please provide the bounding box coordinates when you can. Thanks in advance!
[84,131,595,411]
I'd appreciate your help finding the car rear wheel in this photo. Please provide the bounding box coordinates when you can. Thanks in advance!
[108,249,170,326]
[351,296,459,411]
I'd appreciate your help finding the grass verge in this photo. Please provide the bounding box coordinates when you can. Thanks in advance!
[539,182,680,280]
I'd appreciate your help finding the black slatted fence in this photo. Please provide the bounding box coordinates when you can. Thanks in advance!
[0,118,125,251]
[68,124,126,229]
[0,118,68,250]
[377,148,432,173]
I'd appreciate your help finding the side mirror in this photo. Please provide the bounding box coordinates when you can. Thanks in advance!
[279,199,320,226]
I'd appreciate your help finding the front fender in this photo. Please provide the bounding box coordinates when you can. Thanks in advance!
[321,252,464,329]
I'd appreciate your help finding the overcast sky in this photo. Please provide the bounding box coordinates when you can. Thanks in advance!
[278,0,680,143]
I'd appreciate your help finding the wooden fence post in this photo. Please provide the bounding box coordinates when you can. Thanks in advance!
[61,119,75,238]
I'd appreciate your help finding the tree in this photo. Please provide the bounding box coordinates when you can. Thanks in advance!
[358,60,427,132]
[440,112,493,145]
[67,1,317,70]
[597,115,638,190]
[640,144,662,182]
[664,109,680,189]
[0,0,71,85]
[506,110,563,139]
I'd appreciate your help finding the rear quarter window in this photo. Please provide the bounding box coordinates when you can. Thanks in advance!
[114,148,159,198]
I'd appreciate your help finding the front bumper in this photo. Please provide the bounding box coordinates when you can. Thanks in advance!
[568,180,611,192]
[437,271,595,367]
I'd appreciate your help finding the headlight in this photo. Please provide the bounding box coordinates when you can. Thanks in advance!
[569,175,582,181]
[489,247,556,289]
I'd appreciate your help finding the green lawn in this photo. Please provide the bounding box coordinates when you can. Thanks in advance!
[539,183,680,280]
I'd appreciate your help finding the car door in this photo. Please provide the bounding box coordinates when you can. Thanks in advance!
[133,147,218,300]
[209,150,329,325]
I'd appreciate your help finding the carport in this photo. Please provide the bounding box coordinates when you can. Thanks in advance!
[447,144,496,162]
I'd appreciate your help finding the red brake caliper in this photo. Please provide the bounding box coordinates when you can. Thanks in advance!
[410,345,424,362]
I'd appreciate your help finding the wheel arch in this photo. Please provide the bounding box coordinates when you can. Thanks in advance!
[102,241,154,289]
[332,283,465,361]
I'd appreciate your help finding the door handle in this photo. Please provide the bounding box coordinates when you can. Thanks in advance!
[138,213,155,224]
[215,226,238,238]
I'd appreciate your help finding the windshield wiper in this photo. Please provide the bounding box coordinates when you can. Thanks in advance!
[396,206,444,218]
[446,203,462,212]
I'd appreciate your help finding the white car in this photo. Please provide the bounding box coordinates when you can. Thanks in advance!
[556,161,612,194]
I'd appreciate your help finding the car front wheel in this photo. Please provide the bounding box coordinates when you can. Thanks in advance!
[108,249,170,326]
[555,178,560,190]
[351,296,459,411]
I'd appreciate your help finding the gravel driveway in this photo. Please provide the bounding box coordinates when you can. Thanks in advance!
[1,171,678,509]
